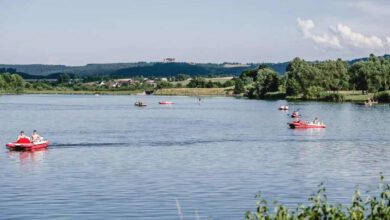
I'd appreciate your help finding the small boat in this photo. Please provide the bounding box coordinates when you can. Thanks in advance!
[6,138,49,151]
[358,98,378,106]
[134,101,147,107]
[159,101,175,105]
[278,105,289,110]
[365,101,378,106]
[288,121,326,129]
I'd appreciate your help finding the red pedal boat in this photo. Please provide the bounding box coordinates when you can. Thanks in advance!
[288,121,326,129]
[159,101,175,105]
[6,137,49,151]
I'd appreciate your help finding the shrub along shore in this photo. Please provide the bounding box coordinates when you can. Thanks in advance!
[245,175,390,220]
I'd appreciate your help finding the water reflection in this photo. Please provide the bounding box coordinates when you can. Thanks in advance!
[7,149,48,165]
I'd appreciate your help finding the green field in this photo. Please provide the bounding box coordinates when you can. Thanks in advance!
[154,87,233,96]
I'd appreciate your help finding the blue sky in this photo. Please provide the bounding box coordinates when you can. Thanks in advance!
[0,0,389,65]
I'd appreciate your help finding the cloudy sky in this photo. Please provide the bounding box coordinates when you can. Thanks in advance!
[0,0,389,65]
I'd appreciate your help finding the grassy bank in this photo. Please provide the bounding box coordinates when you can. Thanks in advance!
[0,89,380,103]
[283,91,374,103]
[154,87,233,96]
[338,91,374,102]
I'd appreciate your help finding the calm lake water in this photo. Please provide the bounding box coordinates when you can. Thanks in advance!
[0,94,389,219]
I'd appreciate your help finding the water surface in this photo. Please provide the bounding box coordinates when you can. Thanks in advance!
[0,95,389,219]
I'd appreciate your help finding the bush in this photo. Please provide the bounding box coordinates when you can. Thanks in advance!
[302,86,324,100]
[374,91,390,103]
[187,77,207,88]
[246,175,390,220]
[156,81,174,89]
[233,78,245,94]
[223,80,235,87]
[320,93,345,102]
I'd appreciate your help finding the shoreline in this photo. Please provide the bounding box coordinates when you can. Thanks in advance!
[0,89,144,96]
[1,89,386,104]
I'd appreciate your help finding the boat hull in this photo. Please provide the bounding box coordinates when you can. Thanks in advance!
[288,122,326,129]
[6,141,49,151]
[159,101,175,105]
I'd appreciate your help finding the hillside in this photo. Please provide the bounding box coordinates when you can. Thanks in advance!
[0,62,285,78]
[0,63,144,76]
[0,54,388,78]
[112,62,262,78]
[0,62,259,78]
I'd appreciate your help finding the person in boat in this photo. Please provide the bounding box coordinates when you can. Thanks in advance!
[312,117,319,124]
[31,130,42,143]
[366,98,372,105]
[17,131,29,141]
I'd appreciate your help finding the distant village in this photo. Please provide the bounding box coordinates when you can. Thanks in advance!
[84,77,171,88]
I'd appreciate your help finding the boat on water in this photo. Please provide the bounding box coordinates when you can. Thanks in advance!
[159,101,175,105]
[367,101,378,106]
[288,120,326,129]
[278,105,289,110]
[134,101,147,107]
[357,98,378,106]
[6,138,49,151]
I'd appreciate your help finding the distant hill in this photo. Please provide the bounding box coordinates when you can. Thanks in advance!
[0,67,62,80]
[0,54,388,79]
[0,62,264,78]
[0,63,144,76]
[113,63,209,77]
[349,54,390,64]
[112,62,261,78]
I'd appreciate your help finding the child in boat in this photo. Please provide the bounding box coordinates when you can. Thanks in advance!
[31,130,42,143]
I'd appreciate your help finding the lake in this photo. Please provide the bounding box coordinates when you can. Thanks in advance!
[0,94,389,219]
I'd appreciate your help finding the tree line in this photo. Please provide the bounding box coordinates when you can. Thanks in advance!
[0,70,237,93]
[234,54,390,101]
[0,73,25,92]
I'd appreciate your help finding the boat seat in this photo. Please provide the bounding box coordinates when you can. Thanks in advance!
[17,137,31,143]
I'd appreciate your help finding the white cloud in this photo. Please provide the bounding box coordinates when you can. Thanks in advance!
[297,18,342,49]
[297,18,390,50]
[335,24,383,48]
